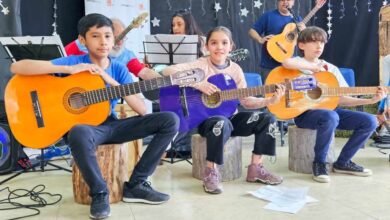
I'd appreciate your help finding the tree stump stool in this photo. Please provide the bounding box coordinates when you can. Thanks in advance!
[288,126,335,174]
[72,104,142,204]
[191,134,242,182]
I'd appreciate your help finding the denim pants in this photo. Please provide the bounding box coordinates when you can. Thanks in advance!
[67,112,179,196]
[197,111,277,165]
[294,108,377,165]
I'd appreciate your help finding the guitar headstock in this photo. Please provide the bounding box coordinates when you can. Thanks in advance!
[291,75,317,91]
[316,0,327,9]
[115,12,149,44]
[229,48,249,62]
[130,12,149,29]
[171,68,205,86]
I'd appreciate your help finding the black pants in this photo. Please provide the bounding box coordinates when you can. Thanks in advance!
[197,111,277,165]
[67,112,179,196]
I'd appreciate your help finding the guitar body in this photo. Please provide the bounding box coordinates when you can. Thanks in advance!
[160,74,239,132]
[266,23,298,63]
[5,72,110,148]
[265,67,340,120]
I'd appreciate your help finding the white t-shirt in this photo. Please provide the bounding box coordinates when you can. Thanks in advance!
[292,56,349,87]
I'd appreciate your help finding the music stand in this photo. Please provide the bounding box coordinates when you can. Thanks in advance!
[143,34,200,164]
[0,35,71,185]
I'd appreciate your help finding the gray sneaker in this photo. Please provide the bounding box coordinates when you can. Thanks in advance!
[89,192,111,220]
[203,167,223,194]
[246,164,283,185]
[122,181,170,204]
[333,161,372,177]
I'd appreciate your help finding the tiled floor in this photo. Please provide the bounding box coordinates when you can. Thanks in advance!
[1,136,390,220]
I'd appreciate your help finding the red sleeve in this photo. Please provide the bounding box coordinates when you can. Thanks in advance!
[126,58,145,77]
[64,41,87,56]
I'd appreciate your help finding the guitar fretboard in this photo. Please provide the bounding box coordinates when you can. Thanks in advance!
[301,6,321,24]
[322,87,390,96]
[83,76,172,105]
[219,83,291,101]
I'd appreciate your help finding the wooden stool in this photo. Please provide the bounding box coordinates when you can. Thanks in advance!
[191,134,242,182]
[288,126,335,174]
[72,104,141,204]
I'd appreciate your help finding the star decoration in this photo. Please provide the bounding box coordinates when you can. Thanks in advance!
[214,2,221,13]
[151,17,160,27]
[254,0,262,9]
[1,6,9,15]
[384,1,388,6]
[241,7,249,17]
[0,0,9,15]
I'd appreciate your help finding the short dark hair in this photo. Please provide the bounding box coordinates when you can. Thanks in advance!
[170,9,203,36]
[297,26,328,44]
[77,13,113,38]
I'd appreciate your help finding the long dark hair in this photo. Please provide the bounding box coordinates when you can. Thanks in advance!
[170,9,203,36]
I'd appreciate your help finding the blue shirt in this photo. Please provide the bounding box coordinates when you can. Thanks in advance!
[252,9,302,69]
[51,54,133,116]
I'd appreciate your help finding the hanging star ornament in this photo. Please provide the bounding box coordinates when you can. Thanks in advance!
[214,2,221,13]
[0,0,9,15]
[254,0,262,9]
[383,0,388,6]
[151,17,160,27]
[241,7,249,17]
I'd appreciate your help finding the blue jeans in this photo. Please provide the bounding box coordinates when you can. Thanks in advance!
[198,112,277,165]
[294,108,377,165]
[66,112,179,196]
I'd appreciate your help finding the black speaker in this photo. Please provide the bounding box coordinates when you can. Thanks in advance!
[0,122,22,174]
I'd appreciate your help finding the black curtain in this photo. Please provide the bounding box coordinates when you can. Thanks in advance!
[314,1,383,86]
[0,0,22,101]
[3,0,385,87]
[20,0,84,46]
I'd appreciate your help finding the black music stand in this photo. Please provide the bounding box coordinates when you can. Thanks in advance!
[0,35,71,185]
[143,34,200,164]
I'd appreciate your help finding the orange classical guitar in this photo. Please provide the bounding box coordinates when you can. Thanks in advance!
[266,0,326,63]
[5,69,204,149]
[265,67,387,120]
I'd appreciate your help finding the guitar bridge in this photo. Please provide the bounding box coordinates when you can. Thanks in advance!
[275,42,287,54]
[30,91,45,128]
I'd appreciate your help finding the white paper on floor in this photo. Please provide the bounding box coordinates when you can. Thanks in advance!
[248,185,318,214]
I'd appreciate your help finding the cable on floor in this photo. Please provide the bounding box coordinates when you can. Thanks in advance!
[0,184,62,220]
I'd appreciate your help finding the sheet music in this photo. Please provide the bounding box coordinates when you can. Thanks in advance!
[144,34,199,65]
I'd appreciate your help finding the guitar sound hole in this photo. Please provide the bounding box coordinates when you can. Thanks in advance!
[202,93,221,108]
[69,93,86,109]
[306,87,322,100]
[287,32,296,41]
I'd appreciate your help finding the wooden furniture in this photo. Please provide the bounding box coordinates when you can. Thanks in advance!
[191,134,242,181]
[72,104,141,204]
[288,126,335,174]
[379,5,390,85]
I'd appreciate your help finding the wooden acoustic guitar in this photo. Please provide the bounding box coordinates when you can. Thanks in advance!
[266,0,326,63]
[265,67,386,120]
[160,73,316,132]
[115,12,148,44]
[4,68,204,149]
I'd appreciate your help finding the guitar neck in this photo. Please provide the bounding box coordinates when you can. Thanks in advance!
[219,83,287,101]
[323,86,390,96]
[115,25,133,44]
[301,6,321,24]
[84,76,172,105]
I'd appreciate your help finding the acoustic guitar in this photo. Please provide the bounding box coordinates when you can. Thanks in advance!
[115,12,148,44]
[160,73,316,132]
[266,0,326,63]
[5,68,204,149]
[266,67,386,120]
